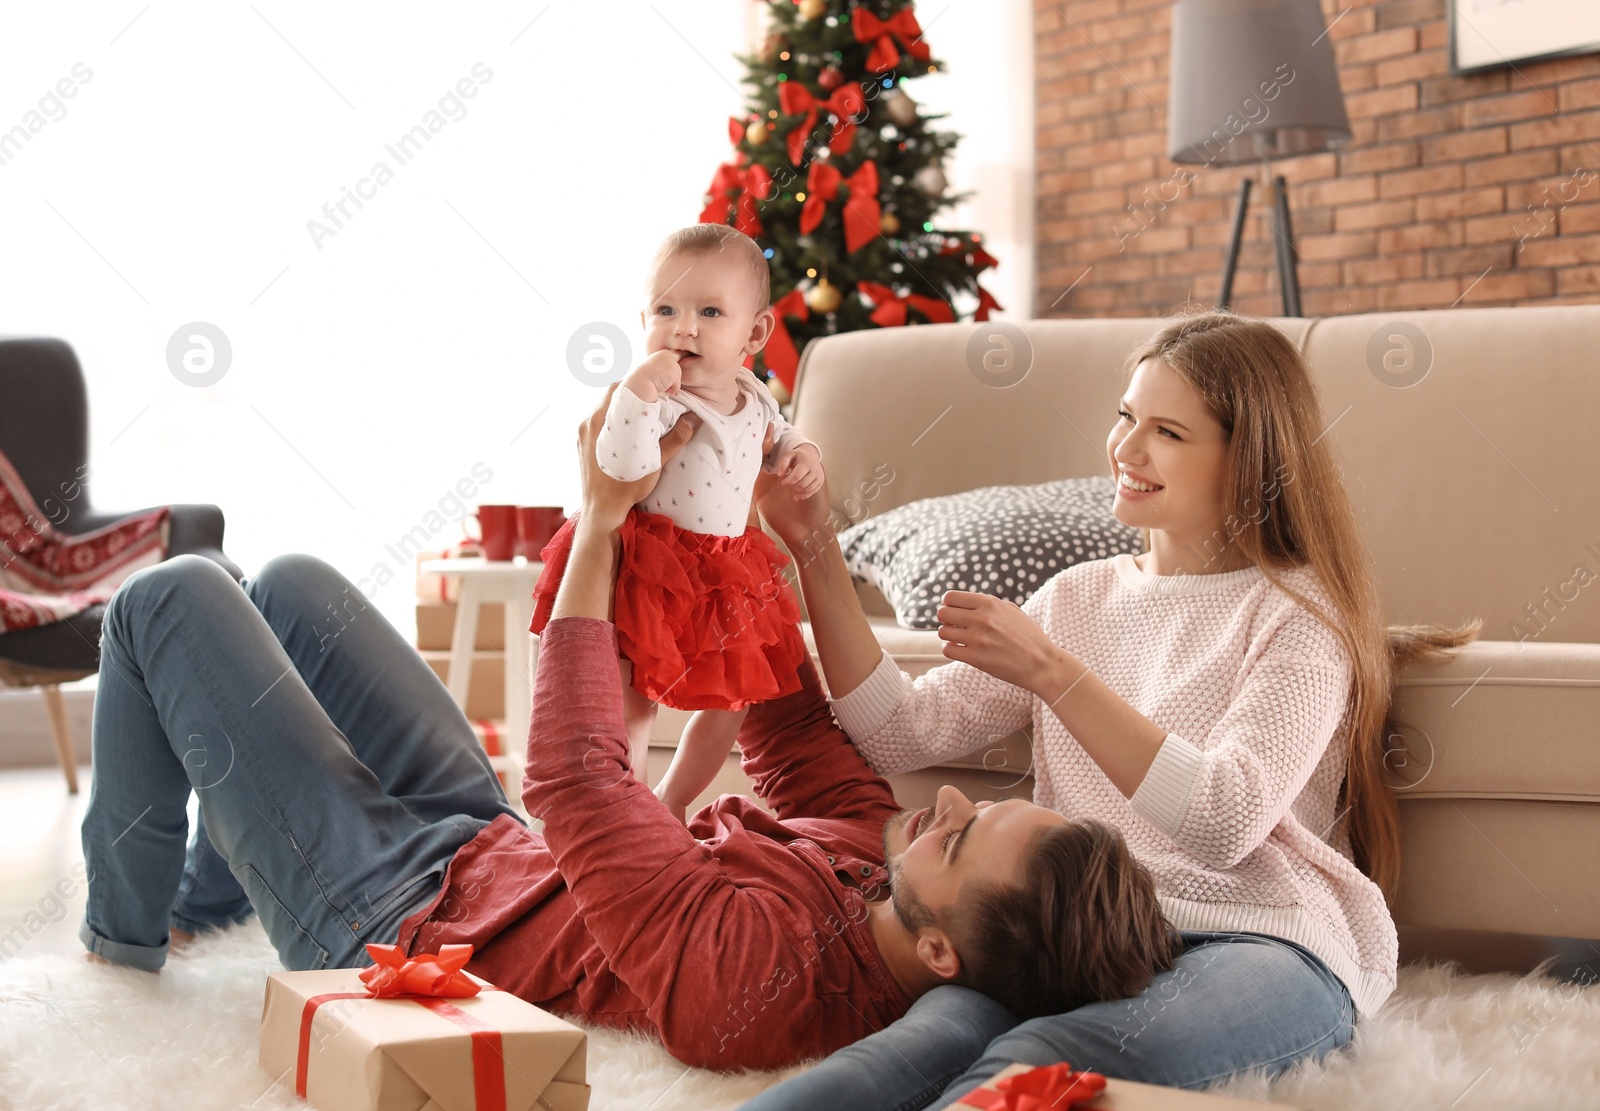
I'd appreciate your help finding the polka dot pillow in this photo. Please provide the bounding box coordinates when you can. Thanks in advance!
[837,476,1143,630]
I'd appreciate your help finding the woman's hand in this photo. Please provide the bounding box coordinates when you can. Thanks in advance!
[755,421,832,552]
[936,590,1076,699]
[577,382,699,532]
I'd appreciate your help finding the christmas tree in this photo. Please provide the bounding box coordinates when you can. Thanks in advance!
[699,0,1002,402]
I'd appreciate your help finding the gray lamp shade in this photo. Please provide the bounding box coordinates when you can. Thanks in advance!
[1167,0,1351,165]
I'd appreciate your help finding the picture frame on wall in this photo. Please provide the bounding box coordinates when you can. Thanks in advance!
[1450,0,1600,75]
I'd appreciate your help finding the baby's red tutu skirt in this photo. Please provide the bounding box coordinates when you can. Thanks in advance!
[528,507,806,712]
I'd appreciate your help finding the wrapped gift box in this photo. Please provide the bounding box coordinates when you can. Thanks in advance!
[956,1062,1307,1110]
[420,650,506,720]
[417,600,507,651]
[260,946,588,1111]
[471,719,507,758]
[471,718,517,795]
[415,546,482,604]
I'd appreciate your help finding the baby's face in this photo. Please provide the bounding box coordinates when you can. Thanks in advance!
[639,250,771,390]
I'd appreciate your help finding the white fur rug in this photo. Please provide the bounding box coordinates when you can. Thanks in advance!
[2,919,1597,1111]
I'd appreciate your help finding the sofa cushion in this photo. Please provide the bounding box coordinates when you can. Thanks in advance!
[836,476,1142,629]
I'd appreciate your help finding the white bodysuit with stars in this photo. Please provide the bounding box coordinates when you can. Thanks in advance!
[597,370,818,538]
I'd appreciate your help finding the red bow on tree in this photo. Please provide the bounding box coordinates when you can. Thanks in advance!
[699,116,775,236]
[762,288,810,394]
[699,161,774,237]
[777,81,866,166]
[358,943,484,998]
[852,6,933,74]
[859,281,954,327]
[975,285,1003,321]
[940,238,1001,273]
[799,159,881,253]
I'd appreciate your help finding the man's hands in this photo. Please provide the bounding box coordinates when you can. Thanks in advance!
[621,349,682,404]
[935,590,1075,700]
[552,384,699,623]
[578,382,698,533]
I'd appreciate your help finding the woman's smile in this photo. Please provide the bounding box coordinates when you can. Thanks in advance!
[1116,469,1164,501]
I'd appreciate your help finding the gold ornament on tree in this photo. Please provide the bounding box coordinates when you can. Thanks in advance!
[913,164,947,198]
[806,278,842,314]
[746,119,769,145]
[879,212,900,235]
[798,0,827,19]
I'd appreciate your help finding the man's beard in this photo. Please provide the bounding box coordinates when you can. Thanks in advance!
[881,807,912,859]
[882,809,936,933]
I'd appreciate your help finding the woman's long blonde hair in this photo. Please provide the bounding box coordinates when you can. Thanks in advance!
[1123,312,1479,899]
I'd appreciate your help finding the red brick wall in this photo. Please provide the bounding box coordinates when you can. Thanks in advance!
[1035,0,1600,317]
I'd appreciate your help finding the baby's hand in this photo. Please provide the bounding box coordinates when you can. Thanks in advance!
[775,443,825,499]
[623,349,682,403]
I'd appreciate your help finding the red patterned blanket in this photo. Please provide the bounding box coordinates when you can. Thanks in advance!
[0,451,169,637]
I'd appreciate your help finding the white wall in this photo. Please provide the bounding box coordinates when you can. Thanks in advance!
[0,0,1032,639]
[906,0,1036,320]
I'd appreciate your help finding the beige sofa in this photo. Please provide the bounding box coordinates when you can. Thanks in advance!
[761,306,1597,976]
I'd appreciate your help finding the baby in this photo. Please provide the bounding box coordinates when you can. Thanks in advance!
[530,224,824,822]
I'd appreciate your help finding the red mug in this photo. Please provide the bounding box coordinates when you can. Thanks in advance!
[464,504,518,561]
[515,506,567,560]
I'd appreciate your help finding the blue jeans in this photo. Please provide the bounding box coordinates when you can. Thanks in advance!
[740,931,1355,1110]
[79,553,525,972]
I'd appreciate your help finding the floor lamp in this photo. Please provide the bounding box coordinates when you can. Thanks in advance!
[1167,0,1353,316]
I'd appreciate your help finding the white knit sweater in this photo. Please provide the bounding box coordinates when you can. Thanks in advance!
[829,552,1397,1017]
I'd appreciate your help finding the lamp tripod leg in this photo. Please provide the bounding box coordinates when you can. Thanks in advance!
[1273,174,1302,317]
[1217,177,1251,310]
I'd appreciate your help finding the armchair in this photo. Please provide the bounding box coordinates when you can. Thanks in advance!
[0,337,241,791]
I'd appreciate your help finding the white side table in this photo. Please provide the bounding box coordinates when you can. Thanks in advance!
[419,557,543,813]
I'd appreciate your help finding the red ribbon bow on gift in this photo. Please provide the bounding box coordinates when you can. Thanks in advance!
[297,944,508,1110]
[359,942,484,997]
[778,80,866,165]
[763,287,811,394]
[960,1063,1108,1110]
[799,159,880,254]
[852,6,933,73]
[859,280,954,327]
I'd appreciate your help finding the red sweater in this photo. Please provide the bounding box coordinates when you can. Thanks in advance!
[396,616,912,1071]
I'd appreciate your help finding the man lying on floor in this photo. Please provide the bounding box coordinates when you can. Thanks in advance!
[77,385,1176,1072]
